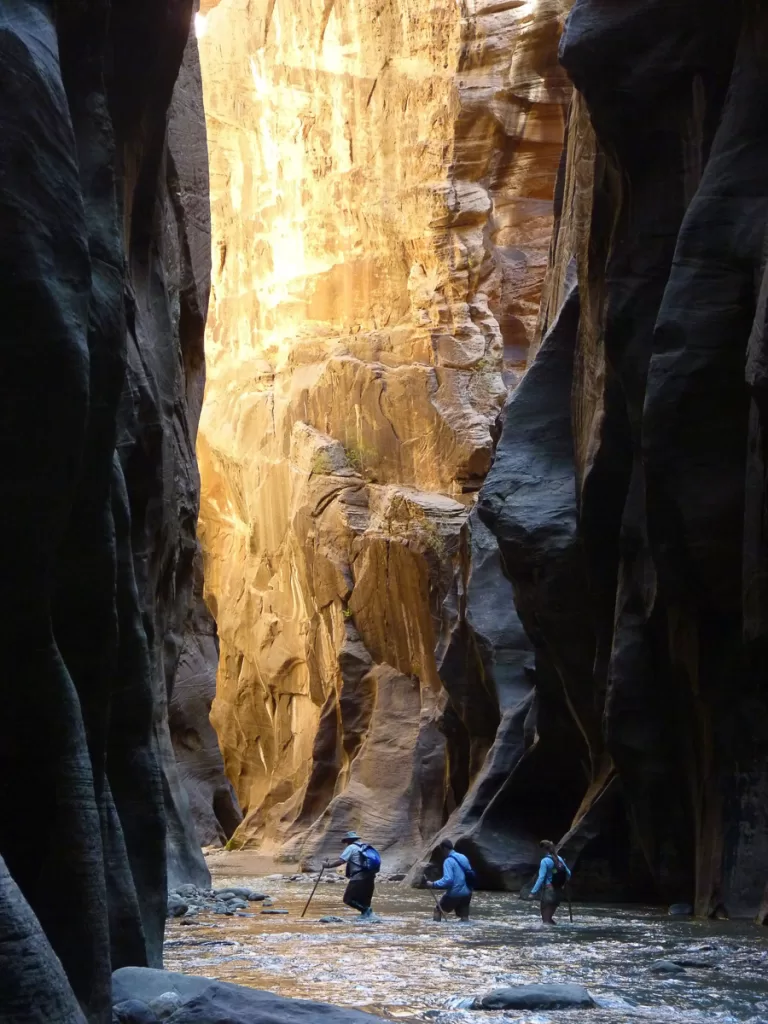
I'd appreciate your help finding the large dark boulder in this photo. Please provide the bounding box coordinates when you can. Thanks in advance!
[474,984,595,1011]
[112,969,386,1024]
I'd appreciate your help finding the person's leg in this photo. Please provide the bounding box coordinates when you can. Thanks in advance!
[359,876,375,916]
[456,895,471,922]
[540,896,555,924]
[344,880,368,912]
[435,893,455,921]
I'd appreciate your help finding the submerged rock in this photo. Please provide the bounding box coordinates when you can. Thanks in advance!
[650,960,687,976]
[261,909,290,915]
[112,968,386,1023]
[319,916,345,924]
[475,984,595,1010]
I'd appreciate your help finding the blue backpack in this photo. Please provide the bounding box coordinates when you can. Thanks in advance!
[358,843,382,874]
[450,851,476,889]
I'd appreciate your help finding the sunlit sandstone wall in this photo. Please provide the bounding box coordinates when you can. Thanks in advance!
[196,0,570,866]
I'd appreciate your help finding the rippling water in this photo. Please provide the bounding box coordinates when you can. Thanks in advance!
[164,874,768,1024]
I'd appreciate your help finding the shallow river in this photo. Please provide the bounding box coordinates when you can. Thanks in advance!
[165,874,768,1024]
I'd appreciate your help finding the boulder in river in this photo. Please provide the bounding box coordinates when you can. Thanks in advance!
[112,968,386,1023]
[650,960,687,975]
[668,904,694,916]
[214,887,265,901]
[474,984,595,1011]
[166,897,189,919]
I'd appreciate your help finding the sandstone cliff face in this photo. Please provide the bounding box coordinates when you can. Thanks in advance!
[196,0,570,865]
[0,2,209,1019]
[481,1,768,917]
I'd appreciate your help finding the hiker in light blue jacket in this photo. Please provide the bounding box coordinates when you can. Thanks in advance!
[529,839,571,925]
[426,840,474,921]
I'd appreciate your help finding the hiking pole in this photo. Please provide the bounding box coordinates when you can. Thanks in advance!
[301,865,325,918]
[426,879,446,920]
[566,882,573,923]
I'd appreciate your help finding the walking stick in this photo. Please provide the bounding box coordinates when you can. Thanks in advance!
[301,865,325,918]
[566,883,573,923]
[427,881,446,920]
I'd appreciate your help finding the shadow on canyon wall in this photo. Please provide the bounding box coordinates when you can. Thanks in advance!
[0,0,216,1019]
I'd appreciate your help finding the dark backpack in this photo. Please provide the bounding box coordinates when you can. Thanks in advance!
[358,843,382,874]
[551,856,568,890]
[450,852,476,889]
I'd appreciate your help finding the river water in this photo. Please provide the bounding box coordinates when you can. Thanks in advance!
[165,874,768,1024]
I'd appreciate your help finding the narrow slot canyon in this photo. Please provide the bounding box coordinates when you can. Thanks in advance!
[2,1,768,1023]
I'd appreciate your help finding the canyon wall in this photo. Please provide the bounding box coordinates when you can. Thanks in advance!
[481,0,768,916]
[0,2,210,1019]
[196,0,571,867]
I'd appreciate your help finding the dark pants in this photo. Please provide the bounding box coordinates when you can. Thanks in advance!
[540,884,562,924]
[436,892,471,921]
[344,875,375,912]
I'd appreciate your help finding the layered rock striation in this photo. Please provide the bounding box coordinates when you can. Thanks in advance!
[481,1,768,916]
[0,1,212,1018]
[196,0,570,865]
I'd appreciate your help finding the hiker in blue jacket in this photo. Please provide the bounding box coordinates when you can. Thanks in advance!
[324,831,377,918]
[529,839,571,924]
[426,840,474,921]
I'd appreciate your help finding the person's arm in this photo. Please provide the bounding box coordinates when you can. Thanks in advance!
[324,844,354,870]
[529,857,550,896]
[429,857,456,890]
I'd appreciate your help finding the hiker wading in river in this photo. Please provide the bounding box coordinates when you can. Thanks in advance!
[426,840,474,921]
[529,839,571,925]
[324,831,380,919]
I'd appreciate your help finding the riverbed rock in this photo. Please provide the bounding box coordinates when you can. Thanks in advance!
[650,961,687,976]
[261,909,290,916]
[319,916,346,924]
[112,968,386,1023]
[475,984,595,1011]
[113,1002,159,1024]
[148,992,184,1019]
[166,898,189,920]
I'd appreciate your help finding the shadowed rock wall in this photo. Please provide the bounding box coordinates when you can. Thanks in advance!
[0,1,212,1019]
[481,0,768,917]
[196,0,570,867]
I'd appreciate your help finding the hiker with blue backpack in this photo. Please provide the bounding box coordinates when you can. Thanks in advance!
[426,840,475,921]
[324,830,381,919]
[528,839,571,924]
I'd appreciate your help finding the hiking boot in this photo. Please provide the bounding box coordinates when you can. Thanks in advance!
[361,907,373,919]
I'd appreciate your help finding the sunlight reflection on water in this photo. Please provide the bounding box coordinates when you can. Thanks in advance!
[164,875,768,1024]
